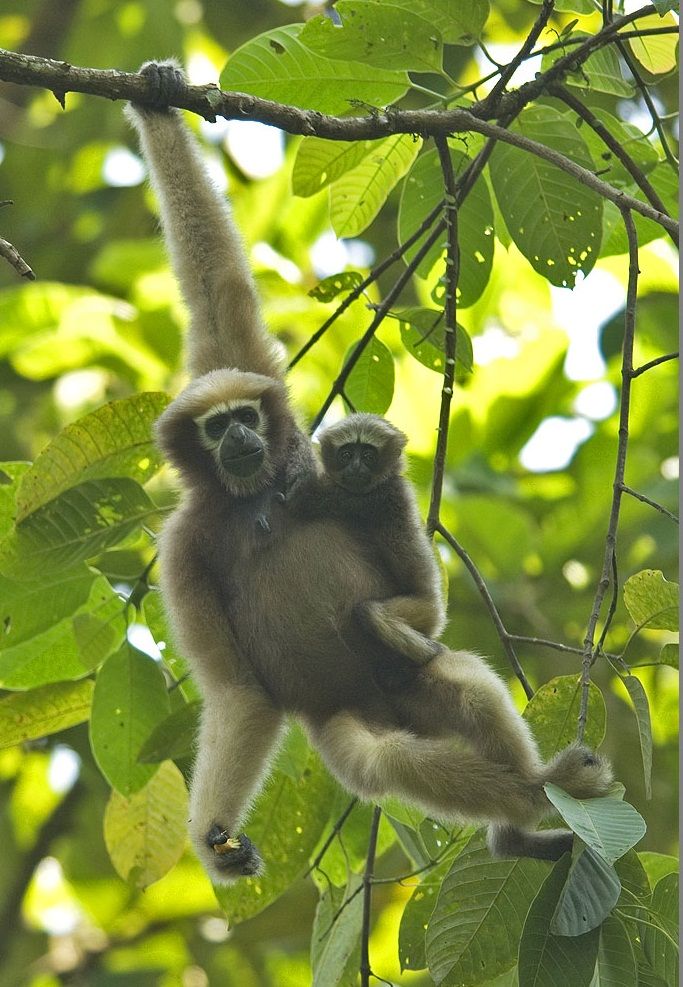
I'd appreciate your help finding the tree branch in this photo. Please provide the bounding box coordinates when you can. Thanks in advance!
[620,484,679,523]
[0,39,677,239]
[577,207,639,741]
[360,805,382,987]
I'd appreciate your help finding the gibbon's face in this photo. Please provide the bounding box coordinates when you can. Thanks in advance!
[331,441,381,493]
[196,399,267,481]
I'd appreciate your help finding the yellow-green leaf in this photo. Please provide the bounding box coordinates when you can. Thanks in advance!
[0,679,94,749]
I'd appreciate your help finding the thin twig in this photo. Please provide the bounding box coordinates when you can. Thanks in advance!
[426,137,460,537]
[507,634,620,662]
[550,83,677,246]
[436,523,534,699]
[305,797,358,877]
[360,806,382,987]
[620,484,679,524]
[288,201,443,371]
[631,351,679,378]
[482,0,555,111]
[577,207,639,742]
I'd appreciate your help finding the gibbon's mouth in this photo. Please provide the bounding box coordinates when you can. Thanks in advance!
[222,448,265,477]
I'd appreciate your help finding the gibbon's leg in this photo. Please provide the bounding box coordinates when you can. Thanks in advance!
[190,683,285,883]
[307,712,546,831]
[360,596,445,667]
[125,62,284,380]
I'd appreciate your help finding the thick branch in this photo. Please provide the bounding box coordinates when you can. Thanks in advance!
[0,43,677,239]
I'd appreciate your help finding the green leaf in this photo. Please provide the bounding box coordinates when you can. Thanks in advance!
[651,0,678,12]
[397,307,473,375]
[15,392,169,521]
[0,463,29,536]
[311,876,363,987]
[618,674,653,799]
[489,106,603,288]
[594,916,638,987]
[0,679,94,749]
[628,12,678,74]
[293,139,373,198]
[0,565,95,650]
[519,855,600,986]
[523,675,606,760]
[137,700,201,763]
[658,643,679,668]
[330,134,422,237]
[624,569,679,632]
[643,874,679,984]
[544,785,647,864]
[0,575,125,689]
[0,478,157,579]
[638,852,679,888]
[90,643,170,796]
[425,832,546,985]
[551,847,621,936]
[309,271,364,303]
[568,108,659,188]
[220,25,410,115]
[215,739,336,923]
[601,164,679,256]
[528,0,593,12]
[398,146,494,307]
[374,0,489,45]
[301,3,444,72]
[543,39,634,96]
[343,337,395,414]
[399,856,453,971]
[104,760,188,889]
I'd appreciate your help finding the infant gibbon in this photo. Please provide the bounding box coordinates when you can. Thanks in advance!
[288,413,445,687]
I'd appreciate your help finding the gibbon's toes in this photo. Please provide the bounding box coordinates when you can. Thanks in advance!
[206,827,263,878]
[545,742,614,799]
[138,60,186,110]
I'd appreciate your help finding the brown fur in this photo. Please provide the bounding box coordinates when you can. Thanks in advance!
[126,64,613,885]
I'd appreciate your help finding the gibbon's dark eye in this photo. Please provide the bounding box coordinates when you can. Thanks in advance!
[204,413,230,440]
[234,406,260,428]
[337,445,355,466]
[360,445,378,468]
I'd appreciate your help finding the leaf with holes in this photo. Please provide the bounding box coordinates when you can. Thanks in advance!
[104,760,188,888]
[377,0,489,44]
[220,25,410,115]
[489,106,603,287]
[343,337,394,414]
[544,785,647,864]
[15,392,169,521]
[0,478,157,579]
[551,847,621,936]
[308,271,364,304]
[399,855,453,971]
[0,679,94,749]
[624,569,679,632]
[398,146,494,307]
[330,134,422,237]
[519,855,600,986]
[397,307,473,375]
[293,139,373,198]
[568,107,658,188]
[90,643,170,796]
[300,2,444,72]
[618,674,653,799]
[425,832,547,985]
[523,675,606,760]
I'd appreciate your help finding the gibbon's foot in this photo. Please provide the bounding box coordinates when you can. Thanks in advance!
[138,60,186,111]
[206,825,263,877]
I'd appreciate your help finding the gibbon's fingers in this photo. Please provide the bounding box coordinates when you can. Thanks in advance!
[125,64,283,381]
[189,684,286,884]
[307,711,545,828]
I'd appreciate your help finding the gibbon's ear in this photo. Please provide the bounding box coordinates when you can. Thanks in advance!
[155,368,293,487]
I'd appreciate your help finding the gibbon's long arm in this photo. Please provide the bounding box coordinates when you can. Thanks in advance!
[124,64,284,381]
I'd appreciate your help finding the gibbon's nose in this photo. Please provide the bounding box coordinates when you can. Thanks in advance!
[226,421,262,454]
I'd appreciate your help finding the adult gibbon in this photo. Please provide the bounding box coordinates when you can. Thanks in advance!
[126,61,612,883]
